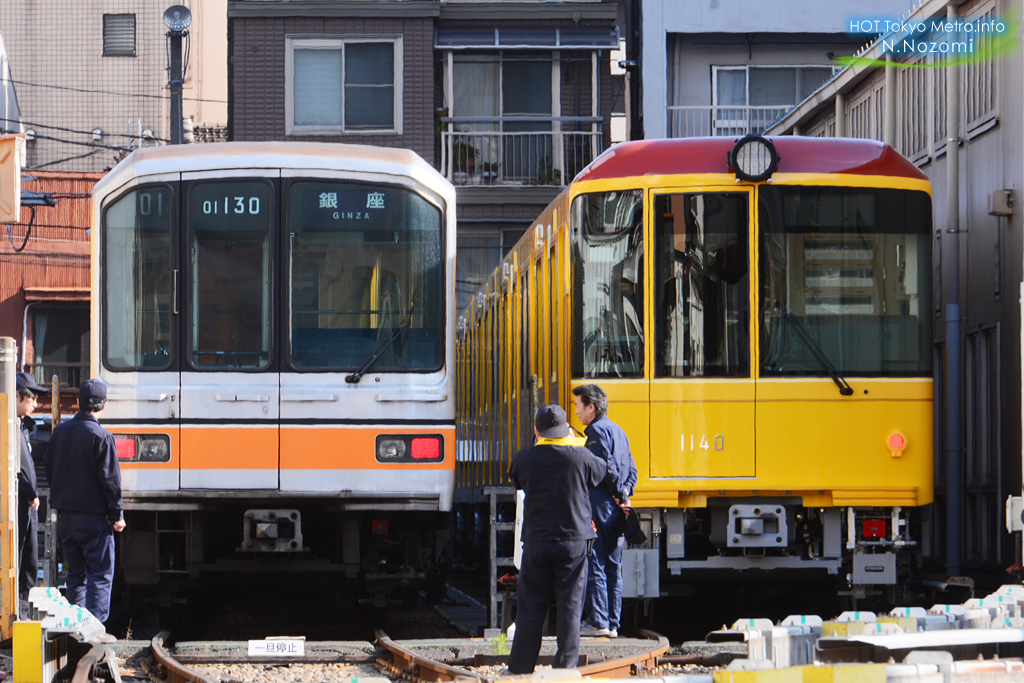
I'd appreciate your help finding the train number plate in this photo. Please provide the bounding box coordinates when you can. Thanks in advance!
[249,639,306,656]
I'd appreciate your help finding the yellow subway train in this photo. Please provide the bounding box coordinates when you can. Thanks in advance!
[457,135,933,601]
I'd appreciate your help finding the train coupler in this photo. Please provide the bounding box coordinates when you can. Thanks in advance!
[240,509,304,552]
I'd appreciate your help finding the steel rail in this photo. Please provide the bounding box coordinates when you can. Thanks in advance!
[151,631,218,683]
[375,629,670,682]
[70,641,107,683]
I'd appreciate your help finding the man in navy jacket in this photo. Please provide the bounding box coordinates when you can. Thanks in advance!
[507,405,606,674]
[573,384,637,638]
[45,379,125,622]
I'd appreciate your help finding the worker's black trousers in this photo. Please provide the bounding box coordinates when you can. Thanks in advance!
[508,539,589,674]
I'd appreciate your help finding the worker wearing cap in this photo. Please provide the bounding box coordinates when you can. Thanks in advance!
[15,372,48,618]
[45,379,125,623]
[507,405,607,675]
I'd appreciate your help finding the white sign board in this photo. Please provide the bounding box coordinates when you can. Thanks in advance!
[248,639,305,656]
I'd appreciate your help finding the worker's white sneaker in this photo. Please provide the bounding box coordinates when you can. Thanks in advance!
[580,623,611,637]
[608,629,618,638]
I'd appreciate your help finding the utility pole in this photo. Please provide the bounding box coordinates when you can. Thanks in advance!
[163,6,192,145]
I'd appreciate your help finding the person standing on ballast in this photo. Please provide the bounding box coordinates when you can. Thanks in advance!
[574,384,637,638]
[507,405,607,675]
[15,372,48,618]
[45,379,126,623]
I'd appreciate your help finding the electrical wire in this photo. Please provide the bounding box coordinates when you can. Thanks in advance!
[0,117,170,142]
[6,221,90,231]
[8,78,227,103]
[6,206,35,252]
[30,148,105,169]
[14,131,131,152]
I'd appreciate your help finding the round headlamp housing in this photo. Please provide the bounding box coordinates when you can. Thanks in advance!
[163,5,192,31]
[728,135,780,182]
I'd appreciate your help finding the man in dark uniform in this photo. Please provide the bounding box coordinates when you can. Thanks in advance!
[15,372,48,618]
[508,405,606,675]
[45,379,126,623]
[573,384,637,638]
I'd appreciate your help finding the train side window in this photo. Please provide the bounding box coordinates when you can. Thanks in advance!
[103,186,173,371]
[570,189,644,379]
[654,192,750,378]
[188,181,273,370]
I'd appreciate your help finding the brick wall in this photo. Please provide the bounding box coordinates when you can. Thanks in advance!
[230,16,436,163]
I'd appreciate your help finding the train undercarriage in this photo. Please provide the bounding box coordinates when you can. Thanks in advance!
[119,500,452,609]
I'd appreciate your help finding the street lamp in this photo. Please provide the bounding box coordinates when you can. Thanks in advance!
[164,5,191,145]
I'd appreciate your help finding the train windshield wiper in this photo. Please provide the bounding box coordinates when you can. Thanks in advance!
[345,299,418,384]
[784,313,854,396]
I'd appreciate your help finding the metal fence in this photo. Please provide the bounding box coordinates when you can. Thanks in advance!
[440,117,603,187]
[667,106,792,138]
[24,362,88,392]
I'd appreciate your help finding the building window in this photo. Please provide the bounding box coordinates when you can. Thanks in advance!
[456,227,526,310]
[29,305,90,390]
[711,65,834,135]
[286,36,403,135]
[103,14,136,57]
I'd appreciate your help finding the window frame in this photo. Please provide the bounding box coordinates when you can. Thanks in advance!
[711,65,837,108]
[285,35,404,136]
[100,181,179,373]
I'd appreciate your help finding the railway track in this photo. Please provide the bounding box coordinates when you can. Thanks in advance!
[149,629,670,682]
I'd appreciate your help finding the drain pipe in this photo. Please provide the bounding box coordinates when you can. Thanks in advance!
[943,2,962,578]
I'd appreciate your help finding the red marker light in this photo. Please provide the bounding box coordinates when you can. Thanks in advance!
[886,430,908,457]
[411,437,441,460]
[115,437,136,460]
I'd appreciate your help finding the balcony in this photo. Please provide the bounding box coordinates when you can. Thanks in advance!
[667,105,792,138]
[440,117,603,187]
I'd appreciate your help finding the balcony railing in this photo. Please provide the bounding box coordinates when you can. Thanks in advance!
[667,106,793,138]
[440,116,603,187]
[24,362,89,392]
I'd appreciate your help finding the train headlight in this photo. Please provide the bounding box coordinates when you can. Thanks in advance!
[375,435,445,463]
[728,135,779,182]
[378,439,407,460]
[114,434,171,462]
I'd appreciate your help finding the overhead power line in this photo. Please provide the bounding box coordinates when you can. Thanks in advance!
[0,116,171,142]
[9,78,227,103]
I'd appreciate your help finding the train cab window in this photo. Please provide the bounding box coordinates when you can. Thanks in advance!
[188,181,273,370]
[654,193,749,378]
[286,181,443,371]
[570,190,644,378]
[103,186,173,371]
[758,186,933,377]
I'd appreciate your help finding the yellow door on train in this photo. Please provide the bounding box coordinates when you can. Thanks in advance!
[648,188,755,478]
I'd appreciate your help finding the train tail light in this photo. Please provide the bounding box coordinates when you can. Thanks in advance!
[375,435,444,463]
[115,437,137,460]
[411,437,441,460]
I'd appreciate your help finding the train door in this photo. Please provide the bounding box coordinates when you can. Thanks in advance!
[100,181,181,491]
[178,172,280,489]
[648,188,755,478]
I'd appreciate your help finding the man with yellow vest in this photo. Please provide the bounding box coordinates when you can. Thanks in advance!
[507,405,606,675]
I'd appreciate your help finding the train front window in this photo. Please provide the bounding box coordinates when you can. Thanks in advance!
[758,186,932,377]
[571,190,644,378]
[103,186,173,371]
[654,192,749,378]
[287,182,443,371]
[188,180,273,370]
